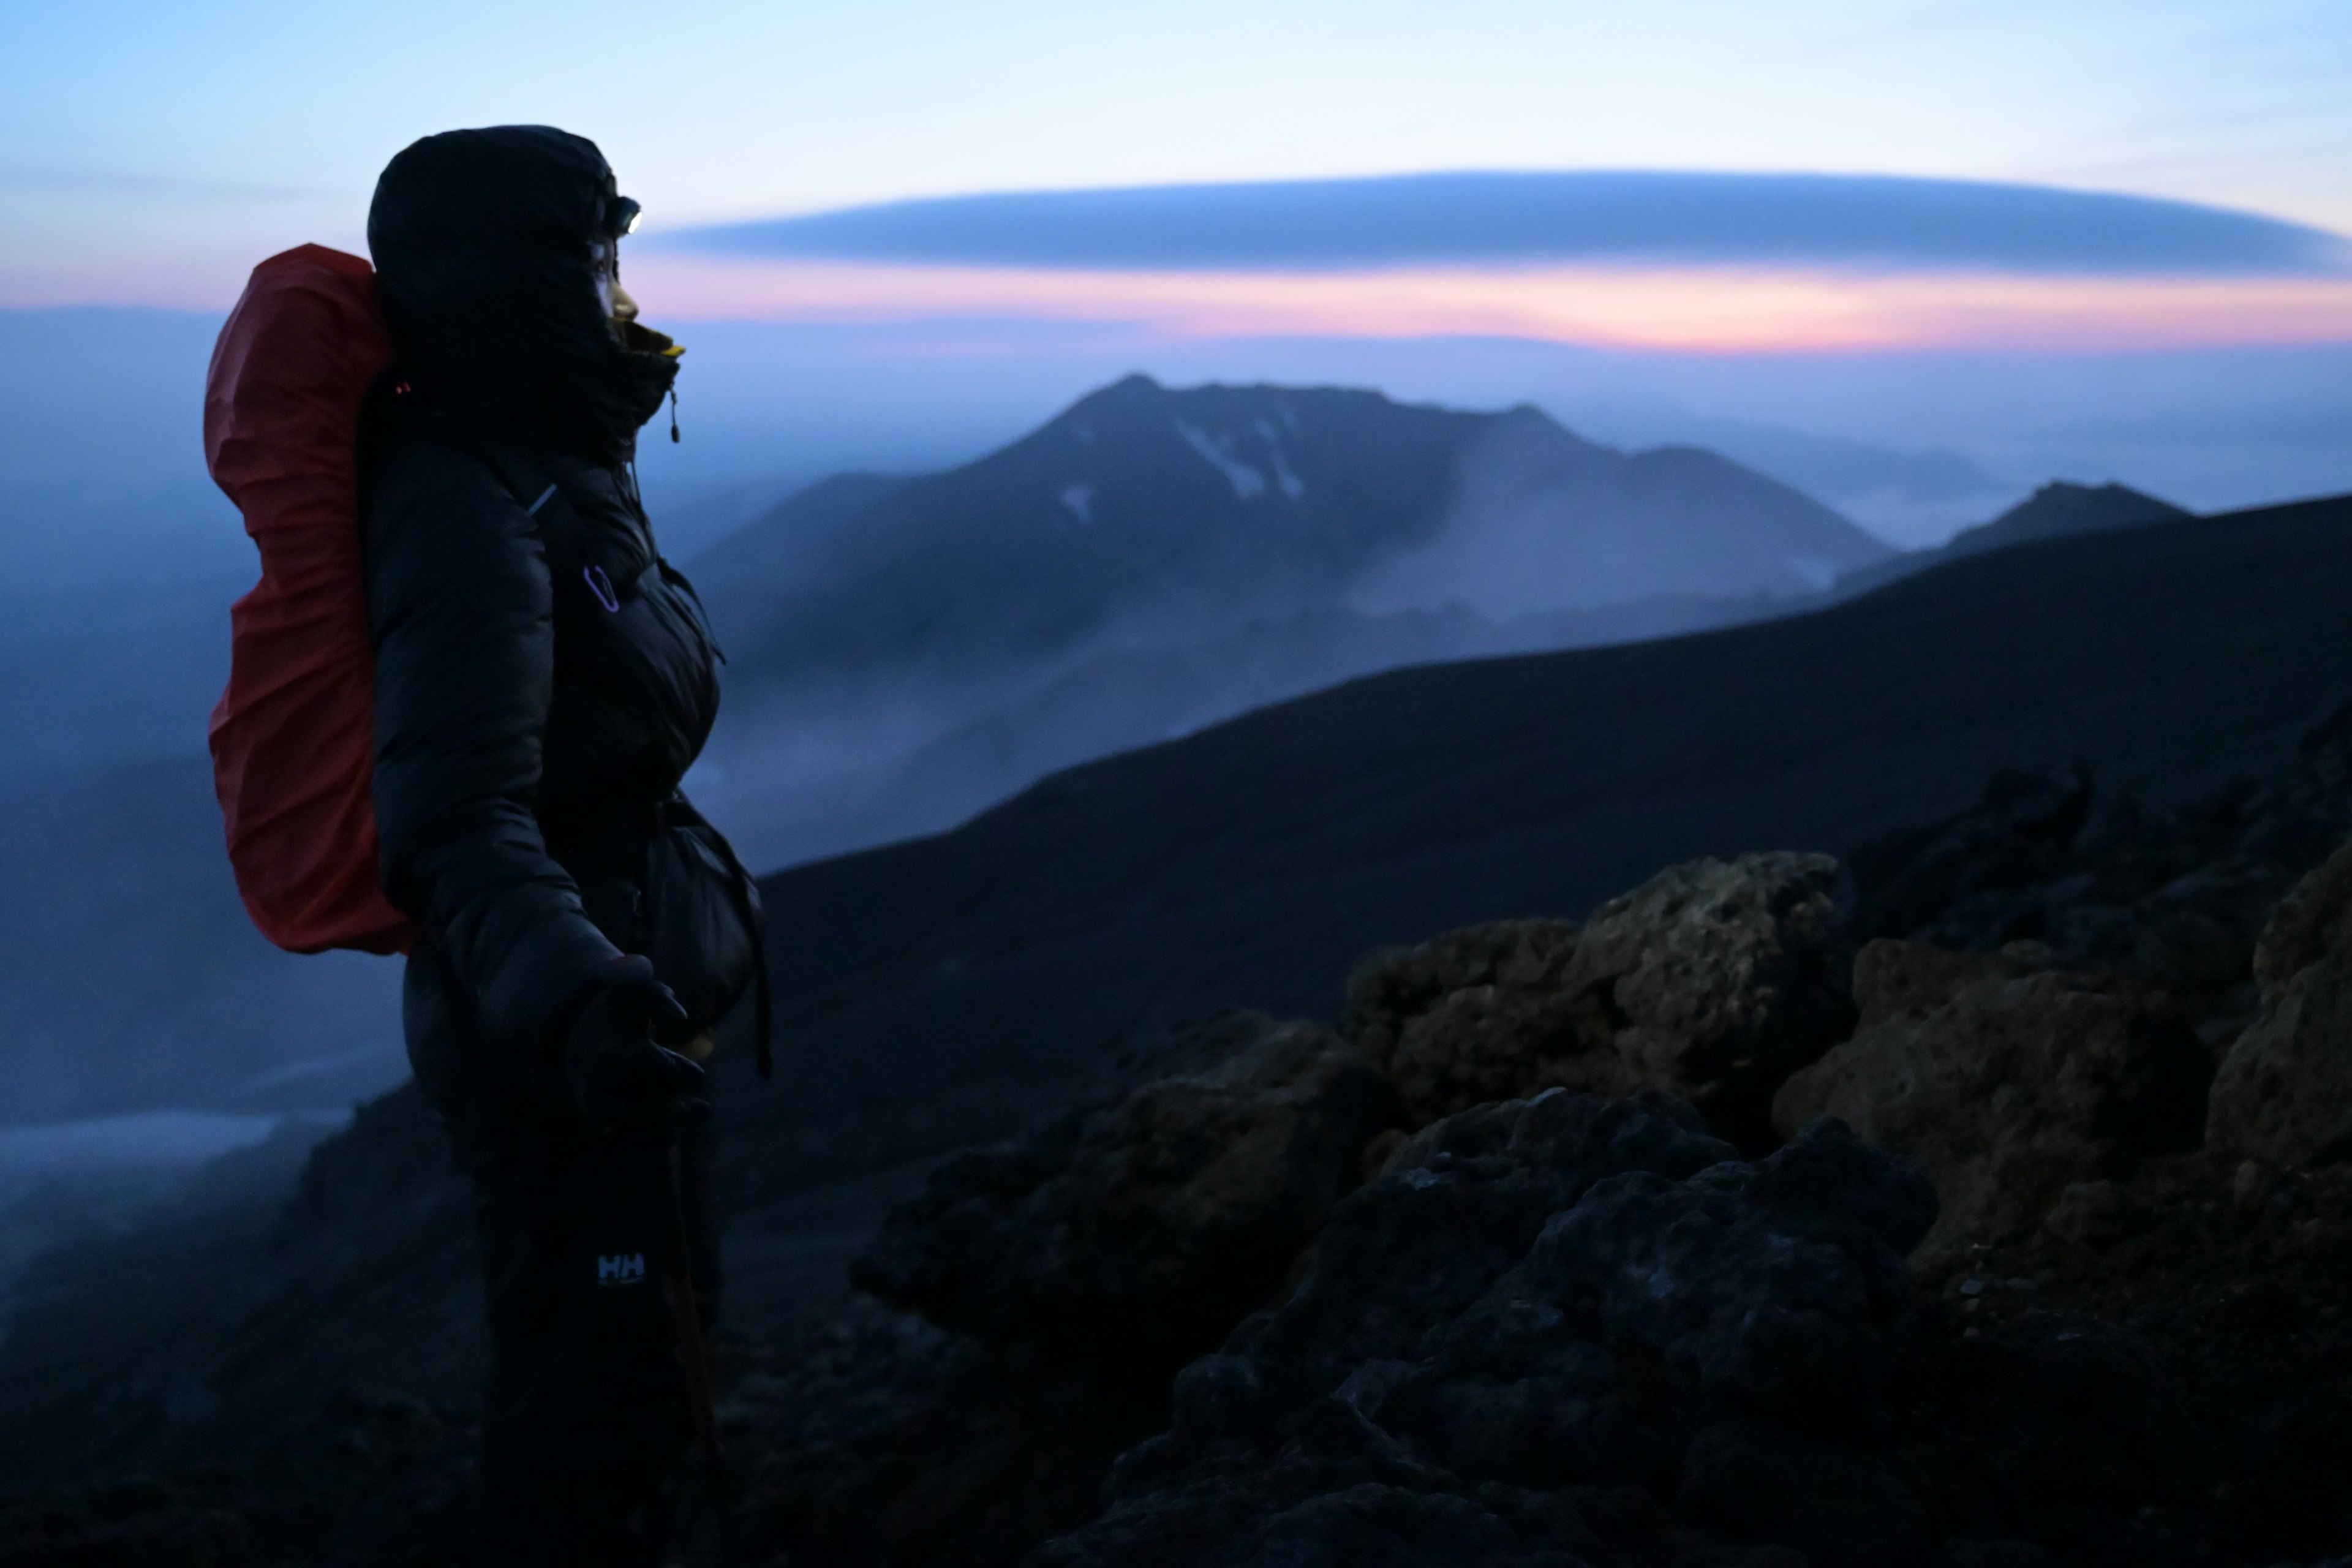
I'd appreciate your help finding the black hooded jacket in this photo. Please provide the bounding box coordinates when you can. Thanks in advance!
[361,127,727,1065]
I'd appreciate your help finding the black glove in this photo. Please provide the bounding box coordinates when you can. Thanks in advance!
[564,955,706,1133]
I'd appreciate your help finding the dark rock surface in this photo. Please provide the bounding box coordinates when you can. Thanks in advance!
[718,1301,1166,1568]
[1903,1152,2352,1561]
[1036,1107,1932,1568]
[853,1016,1400,1371]
[1846,701,2352,1046]
[0,1391,476,1567]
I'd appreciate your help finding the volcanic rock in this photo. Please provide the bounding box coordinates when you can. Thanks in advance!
[1848,764,2096,946]
[1679,1419,1934,1567]
[2208,837,2352,1167]
[1037,1099,1936,1566]
[1343,854,1850,1150]
[1560,853,1852,1152]
[852,1015,1400,1368]
[720,1300,1166,1568]
[1896,1308,2200,1553]
[1845,711,2352,1043]
[1773,941,2211,1258]
[1343,919,1616,1126]
[2250,835,2352,998]
[1844,936,2045,1028]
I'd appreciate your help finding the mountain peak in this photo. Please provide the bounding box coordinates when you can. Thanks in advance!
[1958,481,2193,554]
[1480,401,1618,461]
[1060,371,1167,410]
[1834,477,2196,598]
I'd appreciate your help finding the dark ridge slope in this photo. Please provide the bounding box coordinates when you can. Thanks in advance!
[738,494,2352,1206]
[2,494,2344,1499]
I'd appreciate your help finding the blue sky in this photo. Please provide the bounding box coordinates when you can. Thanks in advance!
[3,0,2348,306]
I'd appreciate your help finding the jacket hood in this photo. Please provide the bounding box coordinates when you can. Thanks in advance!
[368,126,676,465]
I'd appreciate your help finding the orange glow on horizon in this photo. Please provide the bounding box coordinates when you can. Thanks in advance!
[628,254,2352,354]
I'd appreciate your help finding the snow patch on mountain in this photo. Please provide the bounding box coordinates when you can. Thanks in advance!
[1254,420,1307,500]
[1176,421,1268,500]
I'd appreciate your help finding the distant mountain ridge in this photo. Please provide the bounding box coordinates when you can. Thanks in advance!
[687,374,1893,865]
[1949,480,2193,552]
[694,374,1889,693]
[1838,480,2191,597]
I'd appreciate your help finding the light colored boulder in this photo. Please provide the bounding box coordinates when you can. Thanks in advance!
[1343,920,1615,1123]
[1343,854,1852,1149]
[2209,838,2352,1166]
[1774,940,2209,1259]
[1566,851,1852,1150]
[2250,834,2352,1000]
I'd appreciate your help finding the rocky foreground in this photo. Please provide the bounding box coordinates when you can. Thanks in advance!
[13,716,2352,1567]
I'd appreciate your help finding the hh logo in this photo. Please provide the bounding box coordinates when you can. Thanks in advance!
[597,1253,647,1286]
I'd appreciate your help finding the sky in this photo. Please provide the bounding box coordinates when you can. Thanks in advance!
[4,1,2350,331]
[3,0,2351,536]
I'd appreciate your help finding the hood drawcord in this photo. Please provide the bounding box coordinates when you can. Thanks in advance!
[668,386,680,443]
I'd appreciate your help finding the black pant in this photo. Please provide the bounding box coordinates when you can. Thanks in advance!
[406,946,722,1567]
[472,1117,718,1566]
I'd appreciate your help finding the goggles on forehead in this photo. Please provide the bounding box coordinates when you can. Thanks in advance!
[603,195,643,239]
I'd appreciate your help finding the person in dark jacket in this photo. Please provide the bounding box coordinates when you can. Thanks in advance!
[361,126,761,1566]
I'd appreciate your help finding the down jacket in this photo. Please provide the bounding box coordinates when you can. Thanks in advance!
[360,127,738,1085]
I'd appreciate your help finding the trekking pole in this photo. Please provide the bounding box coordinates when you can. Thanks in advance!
[649,1134,737,1566]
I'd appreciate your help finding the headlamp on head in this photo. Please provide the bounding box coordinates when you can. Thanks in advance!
[603,195,643,239]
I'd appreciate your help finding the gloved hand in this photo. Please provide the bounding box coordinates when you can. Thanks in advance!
[564,954,707,1133]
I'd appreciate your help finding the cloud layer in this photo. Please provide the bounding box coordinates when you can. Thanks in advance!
[676,171,2350,278]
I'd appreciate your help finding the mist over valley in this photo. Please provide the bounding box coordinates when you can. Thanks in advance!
[1,307,2296,1143]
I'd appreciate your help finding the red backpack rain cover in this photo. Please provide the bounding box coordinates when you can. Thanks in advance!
[205,244,413,956]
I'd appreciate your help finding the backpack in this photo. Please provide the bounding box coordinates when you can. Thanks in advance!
[205,244,412,956]
[205,251,775,1069]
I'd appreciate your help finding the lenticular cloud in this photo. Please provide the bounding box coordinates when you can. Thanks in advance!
[676,170,2352,279]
